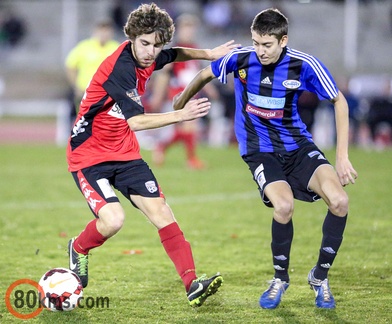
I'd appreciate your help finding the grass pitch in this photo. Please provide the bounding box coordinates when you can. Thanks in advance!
[0,143,391,323]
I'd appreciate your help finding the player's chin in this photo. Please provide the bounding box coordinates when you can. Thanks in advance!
[140,60,154,67]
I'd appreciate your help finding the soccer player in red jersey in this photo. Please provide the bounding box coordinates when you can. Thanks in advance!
[66,3,239,307]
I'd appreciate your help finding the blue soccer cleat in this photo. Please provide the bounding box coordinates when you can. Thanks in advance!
[259,278,289,309]
[308,266,335,309]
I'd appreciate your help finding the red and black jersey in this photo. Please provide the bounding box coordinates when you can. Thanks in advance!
[66,41,177,172]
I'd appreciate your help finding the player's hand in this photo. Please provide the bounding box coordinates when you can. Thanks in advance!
[209,40,241,61]
[336,158,358,187]
[179,97,211,121]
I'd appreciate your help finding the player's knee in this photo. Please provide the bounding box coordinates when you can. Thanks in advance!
[273,199,294,223]
[328,191,349,216]
[106,216,125,234]
[98,208,125,236]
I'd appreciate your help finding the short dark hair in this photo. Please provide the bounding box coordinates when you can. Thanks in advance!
[251,8,288,41]
[123,2,175,44]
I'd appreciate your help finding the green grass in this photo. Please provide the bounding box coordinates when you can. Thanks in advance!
[0,144,391,323]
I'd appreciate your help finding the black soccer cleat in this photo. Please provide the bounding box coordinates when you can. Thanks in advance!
[187,273,223,307]
[68,237,89,288]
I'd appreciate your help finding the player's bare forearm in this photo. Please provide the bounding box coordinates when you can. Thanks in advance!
[333,91,358,185]
[174,40,240,62]
[173,67,216,110]
[128,98,211,131]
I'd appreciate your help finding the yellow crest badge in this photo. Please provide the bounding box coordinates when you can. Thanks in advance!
[239,69,247,80]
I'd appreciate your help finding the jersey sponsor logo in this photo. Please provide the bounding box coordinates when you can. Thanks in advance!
[71,116,88,138]
[108,103,125,120]
[247,92,285,109]
[261,76,272,85]
[282,79,301,89]
[246,104,284,119]
[145,181,158,193]
[126,88,142,106]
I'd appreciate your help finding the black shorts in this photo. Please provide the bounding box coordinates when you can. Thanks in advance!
[243,144,331,207]
[72,159,164,216]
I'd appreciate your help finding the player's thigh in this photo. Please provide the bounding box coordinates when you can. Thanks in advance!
[130,195,175,229]
[309,164,348,209]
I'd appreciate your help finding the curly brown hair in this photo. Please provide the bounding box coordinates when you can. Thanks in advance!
[123,3,175,44]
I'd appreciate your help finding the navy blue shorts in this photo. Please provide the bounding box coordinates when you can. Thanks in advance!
[72,159,164,216]
[243,144,331,207]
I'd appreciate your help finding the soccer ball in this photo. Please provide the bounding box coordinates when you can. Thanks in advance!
[38,267,83,311]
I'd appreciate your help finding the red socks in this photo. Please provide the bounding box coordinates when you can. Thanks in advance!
[73,219,107,254]
[159,222,197,291]
[74,220,197,291]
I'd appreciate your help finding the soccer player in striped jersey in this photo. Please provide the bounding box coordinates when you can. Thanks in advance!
[66,3,239,307]
[174,8,358,309]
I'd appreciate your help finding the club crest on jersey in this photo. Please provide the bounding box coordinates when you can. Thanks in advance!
[282,79,301,89]
[145,181,158,193]
[126,88,142,106]
[238,69,247,81]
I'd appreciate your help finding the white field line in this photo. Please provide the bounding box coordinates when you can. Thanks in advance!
[1,191,259,210]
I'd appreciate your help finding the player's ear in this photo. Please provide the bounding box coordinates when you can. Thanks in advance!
[280,35,288,47]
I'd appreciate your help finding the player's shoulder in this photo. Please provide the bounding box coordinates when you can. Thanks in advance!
[286,47,322,66]
[216,46,255,65]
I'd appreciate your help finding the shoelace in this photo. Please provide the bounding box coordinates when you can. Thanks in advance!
[267,280,285,299]
[194,274,207,283]
[320,280,332,301]
[77,254,88,276]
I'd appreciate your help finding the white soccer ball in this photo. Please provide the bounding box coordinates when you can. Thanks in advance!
[38,267,83,311]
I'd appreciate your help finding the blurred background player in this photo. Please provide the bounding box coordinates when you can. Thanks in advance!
[148,13,220,169]
[65,20,120,123]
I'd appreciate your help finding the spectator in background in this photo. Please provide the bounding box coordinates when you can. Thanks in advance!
[0,7,26,48]
[297,91,320,135]
[65,20,120,123]
[336,76,360,145]
[202,0,232,34]
[366,78,392,149]
[148,13,220,169]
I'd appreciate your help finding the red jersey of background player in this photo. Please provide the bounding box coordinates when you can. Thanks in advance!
[66,41,177,172]
[167,42,200,100]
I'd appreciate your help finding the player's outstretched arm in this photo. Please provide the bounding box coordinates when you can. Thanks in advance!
[127,98,211,131]
[173,66,216,111]
[173,40,240,62]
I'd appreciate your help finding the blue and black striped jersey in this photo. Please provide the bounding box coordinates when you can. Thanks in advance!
[211,46,338,156]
